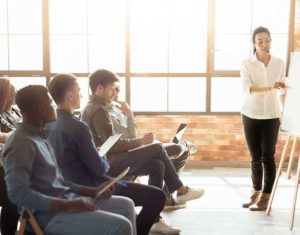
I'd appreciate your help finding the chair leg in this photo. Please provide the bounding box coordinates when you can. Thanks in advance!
[17,216,27,235]
[17,209,45,235]
[26,209,44,235]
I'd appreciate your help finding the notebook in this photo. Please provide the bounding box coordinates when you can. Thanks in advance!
[96,166,130,198]
[98,133,123,157]
[171,123,188,144]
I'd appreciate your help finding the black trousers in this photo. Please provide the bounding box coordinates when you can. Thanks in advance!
[0,167,19,235]
[116,182,165,235]
[242,115,280,193]
[163,142,189,174]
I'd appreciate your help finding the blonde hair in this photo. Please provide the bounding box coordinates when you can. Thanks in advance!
[0,78,13,113]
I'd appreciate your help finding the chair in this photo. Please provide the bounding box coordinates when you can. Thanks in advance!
[17,208,44,235]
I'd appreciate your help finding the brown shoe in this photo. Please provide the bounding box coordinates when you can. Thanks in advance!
[242,189,261,208]
[249,193,270,211]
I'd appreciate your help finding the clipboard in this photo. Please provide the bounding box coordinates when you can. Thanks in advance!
[98,134,123,157]
[96,166,130,198]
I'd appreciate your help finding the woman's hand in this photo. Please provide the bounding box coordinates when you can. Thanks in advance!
[274,82,286,89]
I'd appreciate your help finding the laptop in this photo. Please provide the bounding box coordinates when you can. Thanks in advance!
[98,133,123,157]
[171,123,187,144]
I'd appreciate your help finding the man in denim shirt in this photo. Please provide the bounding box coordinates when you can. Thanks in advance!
[44,73,166,235]
[1,85,136,235]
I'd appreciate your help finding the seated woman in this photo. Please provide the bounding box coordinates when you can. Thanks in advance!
[0,78,21,235]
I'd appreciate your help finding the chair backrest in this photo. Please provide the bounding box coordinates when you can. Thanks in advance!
[17,208,44,235]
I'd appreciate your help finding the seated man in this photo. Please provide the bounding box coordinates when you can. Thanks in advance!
[1,85,135,235]
[44,73,169,235]
[81,69,205,209]
[106,84,191,209]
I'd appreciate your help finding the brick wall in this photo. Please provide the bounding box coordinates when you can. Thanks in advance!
[135,3,300,166]
[135,115,297,166]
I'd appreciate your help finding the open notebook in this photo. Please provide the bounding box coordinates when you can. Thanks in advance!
[98,133,123,157]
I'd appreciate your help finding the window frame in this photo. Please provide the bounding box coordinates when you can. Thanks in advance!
[0,0,294,115]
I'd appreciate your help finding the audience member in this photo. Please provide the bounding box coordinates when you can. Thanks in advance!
[80,70,205,232]
[1,85,136,235]
[0,78,20,235]
[44,73,167,235]
[105,84,190,209]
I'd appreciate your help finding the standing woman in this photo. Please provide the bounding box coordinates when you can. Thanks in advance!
[0,78,21,235]
[240,26,286,211]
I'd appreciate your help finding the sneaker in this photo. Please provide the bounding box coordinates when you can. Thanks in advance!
[164,196,186,210]
[186,141,197,155]
[150,219,181,235]
[176,187,204,203]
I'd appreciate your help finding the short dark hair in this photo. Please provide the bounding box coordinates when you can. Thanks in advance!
[15,85,49,114]
[89,69,119,94]
[252,26,271,54]
[48,74,77,104]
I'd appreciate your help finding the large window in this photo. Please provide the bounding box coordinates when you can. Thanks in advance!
[0,0,292,113]
[0,0,43,70]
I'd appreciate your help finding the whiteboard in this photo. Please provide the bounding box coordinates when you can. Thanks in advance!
[281,52,300,136]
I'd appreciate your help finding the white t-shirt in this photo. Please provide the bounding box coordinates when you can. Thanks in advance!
[240,53,286,119]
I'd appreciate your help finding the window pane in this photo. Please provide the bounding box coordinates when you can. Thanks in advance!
[116,77,126,102]
[211,77,243,112]
[271,34,288,64]
[50,36,88,73]
[130,36,168,72]
[169,78,206,112]
[89,36,125,73]
[9,35,43,70]
[0,0,7,34]
[169,36,207,73]
[76,77,90,110]
[9,77,46,90]
[169,0,207,35]
[88,0,125,34]
[50,0,87,34]
[0,36,8,70]
[252,0,290,33]
[131,77,167,112]
[215,0,252,34]
[8,0,42,34]
[130,0,168,35]
[214,35,251,71]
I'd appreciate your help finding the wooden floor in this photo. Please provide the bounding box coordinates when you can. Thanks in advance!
[148,167,300,235]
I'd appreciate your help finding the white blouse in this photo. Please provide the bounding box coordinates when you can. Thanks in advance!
[240,53,286,119]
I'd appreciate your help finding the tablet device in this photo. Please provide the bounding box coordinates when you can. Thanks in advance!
[171,123,187,144]
[96,166,130,198]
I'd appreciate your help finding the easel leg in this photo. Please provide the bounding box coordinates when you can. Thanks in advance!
[266,135,290,215]
[287,136,297,179]
[289,151,300,230]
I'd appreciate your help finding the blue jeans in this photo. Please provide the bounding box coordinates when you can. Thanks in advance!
[108,143,183,193]
[43,196,136,235]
